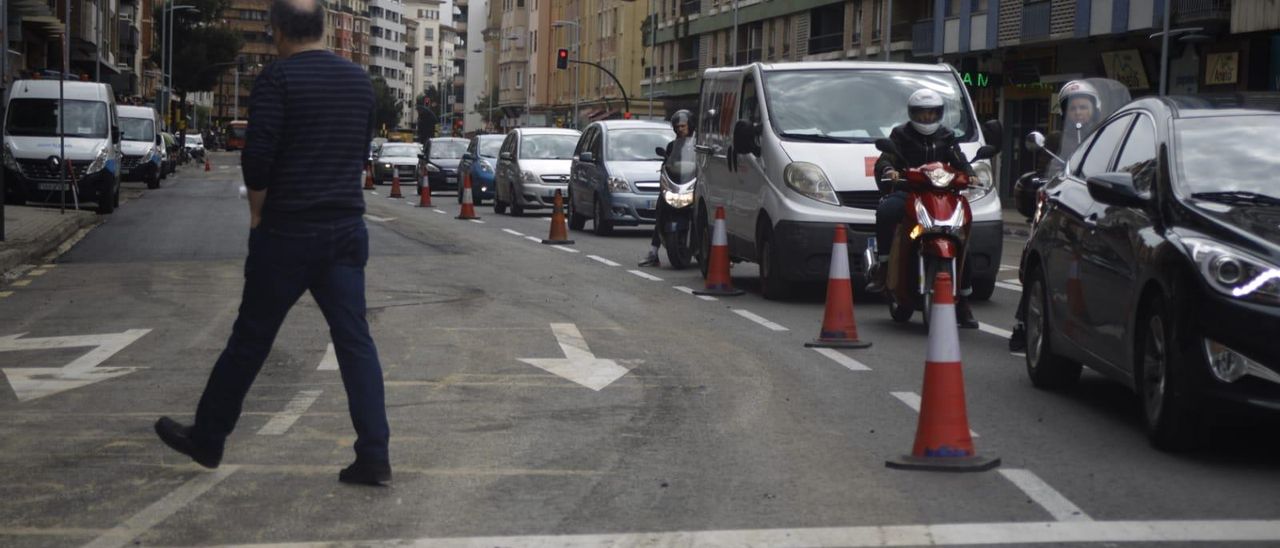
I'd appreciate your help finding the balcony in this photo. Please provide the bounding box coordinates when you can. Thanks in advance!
[680,0,699,17]
[1021,1,1051,42]
[808,32,843,55]
[912,20,933,56]
[677,58,698,72]
[732,48,762,63]
[1174,0,1231,23]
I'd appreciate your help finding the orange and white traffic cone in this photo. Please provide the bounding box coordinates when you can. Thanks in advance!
[541,189,575,245]
[694,206,744,297]
[886,272,1000,472]
[805,225,871,349]
[417,164,433,207]
[363,164,375,190]
[389,169,404,199]
[204,156,211,172]
[456,176,480,220]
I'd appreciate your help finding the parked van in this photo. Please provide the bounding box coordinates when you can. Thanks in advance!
[2,79,122,213]
[117,105,163,189]
[694,62,1003,299]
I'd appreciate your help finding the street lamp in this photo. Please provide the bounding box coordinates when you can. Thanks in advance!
[1151,24,1206,96]
[552,20,579,129]
[160,3,199,131]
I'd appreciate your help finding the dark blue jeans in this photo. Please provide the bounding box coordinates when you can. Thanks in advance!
[192,216,390,463]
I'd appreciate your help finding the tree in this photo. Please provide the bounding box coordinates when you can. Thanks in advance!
[151,0,243,94]
[371,76,403,136]
[472,85,500,127]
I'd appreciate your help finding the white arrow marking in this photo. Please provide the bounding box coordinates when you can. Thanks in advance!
[518,323,635,391]
[317,343,338,371]
[0,329,151,401]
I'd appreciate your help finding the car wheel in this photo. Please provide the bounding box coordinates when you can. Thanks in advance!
[510,185,524,216]
[1025,267,1082,389]
[758,224,792,300]
[593,194,612,236]
[1138,294,1201,451]
[568,190,587,230]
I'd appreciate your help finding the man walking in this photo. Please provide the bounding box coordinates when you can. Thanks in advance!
[155,0,392,486]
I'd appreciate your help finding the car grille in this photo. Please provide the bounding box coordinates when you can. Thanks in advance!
[636,208,657,219]
[17,159,91,181]
[396,165,418,177]
[634,181,660,192]
[837,190,882,210]
[540,174,570,184]
[122,155,143,170]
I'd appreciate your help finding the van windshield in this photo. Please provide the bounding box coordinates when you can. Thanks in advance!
[762,70,975,142]
[5,98,109,138]
[120,118,155,142]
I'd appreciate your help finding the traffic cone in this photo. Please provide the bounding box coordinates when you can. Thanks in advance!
[541,189,575,245]
[389,169,404,199]
[456,176,479,220]
[204,156,211,171]
[416,164,433,207]
[805,225,871,349]
[886,272,1000,473]
[363,164,375,190]
[694,206,744,297]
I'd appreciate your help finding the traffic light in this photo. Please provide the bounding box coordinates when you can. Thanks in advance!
[556,49,569,70]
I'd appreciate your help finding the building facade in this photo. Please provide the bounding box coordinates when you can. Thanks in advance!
[369,0,411,127]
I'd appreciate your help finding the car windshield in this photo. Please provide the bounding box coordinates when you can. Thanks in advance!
[478,138,503,157]
[762,70,975,142]
[5,98,109,138]
[1176,116,1280,200]
[381,144,420,158]
[608,128,675,161]
[187,135,202,145]
[520,134,579,159]
[430,140,468,159]
[120,118,154,142]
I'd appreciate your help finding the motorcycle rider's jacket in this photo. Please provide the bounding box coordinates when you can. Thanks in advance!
[873,123,974,195]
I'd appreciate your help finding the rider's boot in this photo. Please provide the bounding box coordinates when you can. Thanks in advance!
[865,257,888,293]
[955,296,980,329]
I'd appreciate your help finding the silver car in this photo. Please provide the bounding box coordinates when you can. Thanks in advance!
[493,127,582,215]
[373,142,423,184]
[567,120,674,235]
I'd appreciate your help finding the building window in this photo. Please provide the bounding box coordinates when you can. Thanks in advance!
[516,70,523,89]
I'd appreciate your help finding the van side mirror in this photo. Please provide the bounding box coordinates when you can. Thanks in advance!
[578,151,595,163]
[500,151,512,160]
[972,144,999,162]
[1087,172,1147,207]
[874,138,899,156]
[982,119,1003,150]
[654,146,667,159]
[732,119,759,156]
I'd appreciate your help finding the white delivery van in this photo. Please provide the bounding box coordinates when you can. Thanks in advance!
[117,105,163,189]
[694,62,1004,299]
[2,79,122,213]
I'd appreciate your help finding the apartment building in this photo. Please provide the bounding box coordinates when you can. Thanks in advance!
[214,0,276,121]
[324,0,372,67]
[495,0,531,126]
[369,0,412,126]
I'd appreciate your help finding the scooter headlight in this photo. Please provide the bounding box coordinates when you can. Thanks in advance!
[926,167,955,188]
[963,162,994,202]
[608,176,631,193]
[664,190,694,208]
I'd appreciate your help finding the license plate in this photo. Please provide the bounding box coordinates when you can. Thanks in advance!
[37,183,71,192]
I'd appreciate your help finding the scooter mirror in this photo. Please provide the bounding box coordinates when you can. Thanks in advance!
[655,147,667,159]
[1025,131,1047,152]
[972,145,999,162]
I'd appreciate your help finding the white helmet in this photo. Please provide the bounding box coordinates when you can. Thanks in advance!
[907,89,944,135]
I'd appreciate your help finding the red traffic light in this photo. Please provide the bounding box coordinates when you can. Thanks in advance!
[556,49,569,70]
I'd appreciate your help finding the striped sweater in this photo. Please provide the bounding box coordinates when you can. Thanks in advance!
[242,50,373,221]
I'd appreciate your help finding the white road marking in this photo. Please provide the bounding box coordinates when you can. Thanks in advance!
[363,214,396,223]
[517,323,634,391]
[503,229,525,237]
[813,348,872,371]
[11,279,30,287]
[370,191,378,196]
[256,390,323,435]
[82,466,238,548]
[0,329,152,402]
[999,469,1093,522]
[1011,352,1027,358]
[524,236,542,243]
[317,343,338,371]
[469,219,486,224]
[890,391,978,437]
[587,255,620,267]
[433,209,447,214]
[674,286,718,301]
[1000,264,1019,271]
[26,269,48,277]
[996,281,1023,292]
[552,245,580,253]
[979,322,1014,339]
[216,519,1280,547]
[0,291,10,298]
[627,269,663,281]
[732,309,789,332]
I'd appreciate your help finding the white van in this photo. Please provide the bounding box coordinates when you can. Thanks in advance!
[2,79,122,213]
[117,105,163,189]
[694,62,1003,299]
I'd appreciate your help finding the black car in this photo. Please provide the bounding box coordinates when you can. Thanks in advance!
[1019,96,1280,451]
[427,137,468,192]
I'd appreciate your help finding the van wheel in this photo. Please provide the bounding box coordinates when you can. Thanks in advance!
[97,184,115,215]
[758,225,792,300]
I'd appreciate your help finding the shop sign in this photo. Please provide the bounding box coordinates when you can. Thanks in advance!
[959,72,1000,88]
[1205,52,1239,86]
[1101,50,1151,90]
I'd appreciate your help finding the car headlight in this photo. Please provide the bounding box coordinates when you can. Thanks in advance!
[607,176,630,193]
[382,163,392,170]
[86,147,109,173]
[664,190,694,208]
[478,160,493,173]
[426,163,440,173]
[783,162,838,206]
[963,162,994,202]
[522,171,539,185]
[1183,236,1280,305]
[3,143,20,172]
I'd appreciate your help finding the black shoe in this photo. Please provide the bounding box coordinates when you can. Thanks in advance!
[339,459,392,486]
[1009,324,1027,352]
[955,298,980,329]
[638,251,660,267]
[154,417,222,469]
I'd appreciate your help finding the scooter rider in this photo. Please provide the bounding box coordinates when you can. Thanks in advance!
[640,110,693,267]
[866,88,980,328]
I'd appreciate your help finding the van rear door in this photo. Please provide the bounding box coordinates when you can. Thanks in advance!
[695,72,741,235]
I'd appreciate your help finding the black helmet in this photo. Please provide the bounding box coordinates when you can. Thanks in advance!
[670,110,692,132]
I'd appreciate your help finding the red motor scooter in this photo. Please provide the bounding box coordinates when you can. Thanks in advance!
[863,139,998,326]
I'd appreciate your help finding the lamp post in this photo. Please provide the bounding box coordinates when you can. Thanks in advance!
[552,20,579,128]
[159,3,199,131]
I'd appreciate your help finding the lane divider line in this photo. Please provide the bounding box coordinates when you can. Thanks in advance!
[1000,264,1019,271]
[469,219,486,224]
[256,390,323,436]
[891,391,978,437]
[998,469,1094,522]
[587,255,620,267]
[503,229,525,237]
[674,286,717,301]
[552,246,580,254]
[996,281,1023,292]
[627,269,663,281]
[732,309,789,332]
[317,344,338,371]
[26,269,48,277]
[11,280,30,287]
[813,348,872,371]
[979,322,1014,339]
[82,466,239,548]
[0,291,12,299]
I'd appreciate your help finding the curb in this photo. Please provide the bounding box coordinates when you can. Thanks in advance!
[0,212,101,275]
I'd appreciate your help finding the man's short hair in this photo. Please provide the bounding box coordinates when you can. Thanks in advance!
[270,0,325,42]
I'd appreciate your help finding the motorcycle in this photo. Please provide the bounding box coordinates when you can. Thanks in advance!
[654,138,698,270]
[863,139,998,326]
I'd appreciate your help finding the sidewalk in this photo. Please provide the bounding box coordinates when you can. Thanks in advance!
[0,205,100,274]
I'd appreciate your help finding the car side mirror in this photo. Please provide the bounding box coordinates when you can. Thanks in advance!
[972,144,999,162]
[874,138,899,156]
[732,119,759,156]
[654,147,667,159]
[500,151,512,160]
[112,126,121,144]
[579,151,595,163]
[155,135,163,146]
[1014,171,1046,220]
[982,119,1003,150]
[1087,172,1147,207]
[1025,131,1047,152]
